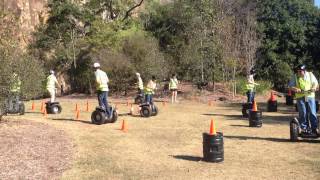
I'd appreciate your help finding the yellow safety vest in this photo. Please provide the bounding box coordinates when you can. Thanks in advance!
[10,75,21,93]
[295,72,315,99]
[95,69,109,91]
[169,78,178,89]
[46,74,58,90]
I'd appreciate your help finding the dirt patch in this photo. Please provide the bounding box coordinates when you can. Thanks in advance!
[0,118,73,179]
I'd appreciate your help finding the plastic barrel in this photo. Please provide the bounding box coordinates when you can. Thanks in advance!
[267,100,277,112]
[202,132,224,163]
[242,103,253,118]
[249,110,262,127]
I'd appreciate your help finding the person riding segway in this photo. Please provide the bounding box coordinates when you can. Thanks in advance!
[91,62,117,125]
[140,75,158,117]
[45,70,62,114]
[3,72,25,115]
[242,69,259,117]
[289,64,319,141]
[134,72,144,104]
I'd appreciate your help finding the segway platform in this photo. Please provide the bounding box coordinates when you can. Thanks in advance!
[139,103,158,117]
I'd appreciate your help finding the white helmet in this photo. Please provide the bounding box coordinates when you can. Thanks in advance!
[50,70,55,74]
[93,62,100,68]
[136,72,140,76]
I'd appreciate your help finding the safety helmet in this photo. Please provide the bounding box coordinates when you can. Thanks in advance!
[296,64,306,71]
[136,72,140,76]
[49,70,55,74]
[93,62,100,68]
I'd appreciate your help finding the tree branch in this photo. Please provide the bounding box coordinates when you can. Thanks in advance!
[122,0,144,21]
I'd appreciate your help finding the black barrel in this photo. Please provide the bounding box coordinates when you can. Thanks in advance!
[202,132,224,163]
[267,100,277,112]
[285,95,294,105]
[242,103,253,118]
[248,110,262,127]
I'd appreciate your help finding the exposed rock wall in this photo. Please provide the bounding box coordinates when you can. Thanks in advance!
[1,0,47,46]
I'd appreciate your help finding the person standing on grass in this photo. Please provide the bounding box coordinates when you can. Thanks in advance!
[169,73,179,103]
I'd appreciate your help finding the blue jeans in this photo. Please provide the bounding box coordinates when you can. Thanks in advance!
[296,97,318,130]
[97,91,110,116]
[145,94,153,105]
[246,91,255,103]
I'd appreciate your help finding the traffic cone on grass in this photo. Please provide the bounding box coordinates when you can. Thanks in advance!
[209,119,216,135]
[120,120,128,132]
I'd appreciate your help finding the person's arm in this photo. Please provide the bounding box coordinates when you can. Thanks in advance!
[288,75,301,92]
[310,72,318,91]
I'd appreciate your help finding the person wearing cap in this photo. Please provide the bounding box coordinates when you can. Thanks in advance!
[169,73,179,103]
[144,76,157,105]
[245,69,259,103]
[46,70,59,103]
[289,64,318,134]
[136,72,144,95]
[93,62,110,117]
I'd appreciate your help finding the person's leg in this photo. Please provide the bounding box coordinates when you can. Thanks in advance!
[171,90,174,103]
[97,91,104,109]
[297,98,307,130]
[307,97,318,130]
[174,90,178,102]
[145,94,151,104]
[48,89,55,103]
[246,91,250,103]
[104,91,110,117]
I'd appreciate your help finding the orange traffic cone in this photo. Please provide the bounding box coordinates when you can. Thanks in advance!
[75,103,79,112]
[76,110,80,120]
[270,91,276,101]
[209,119,216,135]
[31,101,35,111]
[252,101,258,112]
[86,100,89,112]
[120,120,128,132]
[40,101,44,112]
[288,89,292,96]
[208,100,212,106]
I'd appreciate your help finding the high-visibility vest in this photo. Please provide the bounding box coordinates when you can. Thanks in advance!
[169,78,178,89]
[46,74,58,90]
[246,75,255,91]
[144,80,156,95]
[10,74,21,93]
[295,72,315,99]
[95,69,109,91]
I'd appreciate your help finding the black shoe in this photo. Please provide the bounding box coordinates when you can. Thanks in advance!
[311,129,319,135]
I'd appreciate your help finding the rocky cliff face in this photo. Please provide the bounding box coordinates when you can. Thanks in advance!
[1,0,48,46]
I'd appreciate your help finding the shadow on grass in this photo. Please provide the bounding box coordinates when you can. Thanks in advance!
[170,155,202,162]
[51,118,92,124]
[230,124,249,127]
[224,135,320,143]
[202,113,244,121]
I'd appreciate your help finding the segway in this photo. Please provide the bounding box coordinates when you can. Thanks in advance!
[91,105,118,125]
[45,101,62,114]
[3,95,25,115]
[134,93,144,104]
[290,90,320,141]
[139,103,158,117]
[242,103,252,118]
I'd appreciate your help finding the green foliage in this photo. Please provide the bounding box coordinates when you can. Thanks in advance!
[256,0,319,89]
[236,77,273,95]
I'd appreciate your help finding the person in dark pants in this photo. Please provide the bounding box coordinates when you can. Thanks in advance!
[246,69,259,103]
[289,64,318,134]
[144,76,157,105]
[93,62,110,117]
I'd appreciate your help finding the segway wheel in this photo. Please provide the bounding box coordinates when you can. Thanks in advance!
[51,104,62,114]
[110,110,118,123]
[151,105,158,116]
[140,106,151,117]
[19,103,25,115]
[91,110,106,125]
[290,122,299,142]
